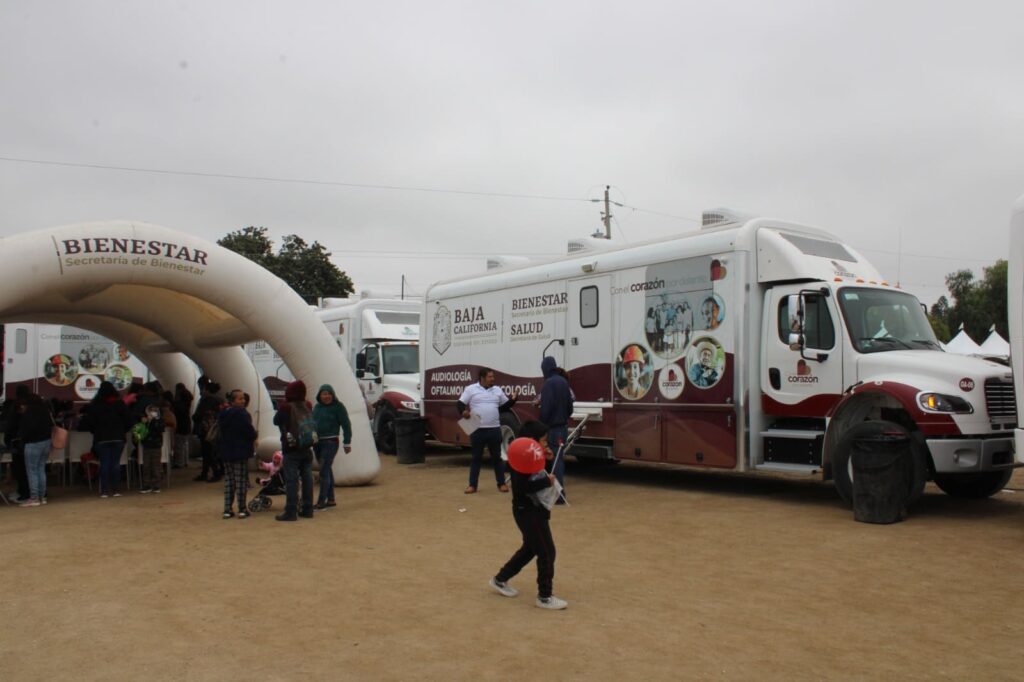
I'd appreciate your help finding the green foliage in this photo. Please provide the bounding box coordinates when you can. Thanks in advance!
[930,260,1007,342]
[218,227,354,303]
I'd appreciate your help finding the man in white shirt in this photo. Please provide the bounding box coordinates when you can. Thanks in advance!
[457,367,517,494]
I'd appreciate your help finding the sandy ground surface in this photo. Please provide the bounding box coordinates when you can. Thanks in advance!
[2,448,1023,681]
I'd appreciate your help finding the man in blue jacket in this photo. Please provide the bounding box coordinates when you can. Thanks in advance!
[539,356,573,501]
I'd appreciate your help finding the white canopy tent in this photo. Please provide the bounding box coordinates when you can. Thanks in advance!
[978,326,1010,358]
[944,325,982,356]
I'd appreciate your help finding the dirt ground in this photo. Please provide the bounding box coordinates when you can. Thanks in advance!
[2,448,1023,681]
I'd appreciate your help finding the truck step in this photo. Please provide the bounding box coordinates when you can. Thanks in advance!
[754,462,820,475]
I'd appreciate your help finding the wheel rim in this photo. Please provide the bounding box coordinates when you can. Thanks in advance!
[499,425,515,461]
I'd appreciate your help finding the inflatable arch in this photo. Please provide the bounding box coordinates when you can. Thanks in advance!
[0,221,379,485]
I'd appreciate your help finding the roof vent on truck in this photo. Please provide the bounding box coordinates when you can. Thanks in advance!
[702,208,753,228]
[566,234,622,255]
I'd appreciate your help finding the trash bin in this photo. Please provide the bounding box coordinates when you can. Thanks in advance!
[395,416,426,464]
[851,433,910,524]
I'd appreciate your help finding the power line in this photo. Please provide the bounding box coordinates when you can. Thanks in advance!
[0,154,593,204]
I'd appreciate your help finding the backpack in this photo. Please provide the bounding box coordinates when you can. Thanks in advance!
[287,402,318,450]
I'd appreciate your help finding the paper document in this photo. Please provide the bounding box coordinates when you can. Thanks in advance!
[458,412,482,435]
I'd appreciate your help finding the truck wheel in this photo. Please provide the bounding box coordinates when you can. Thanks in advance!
[831,420,927,507]
[933,470,1012,499]
[498,412,521,463]
[375,406,398,454]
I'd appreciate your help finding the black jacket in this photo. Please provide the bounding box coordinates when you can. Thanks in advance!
[79,397,133,443]
[17,395,53,443]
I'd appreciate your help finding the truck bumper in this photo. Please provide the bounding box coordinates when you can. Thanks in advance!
[926,437,1017,473]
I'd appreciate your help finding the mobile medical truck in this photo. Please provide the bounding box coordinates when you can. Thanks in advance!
[422,209,1017,506]
[2,323,150,403]
[245,298,421,452]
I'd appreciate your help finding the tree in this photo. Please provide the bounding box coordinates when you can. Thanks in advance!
[218,227,354,303]
[932,260,1007,341]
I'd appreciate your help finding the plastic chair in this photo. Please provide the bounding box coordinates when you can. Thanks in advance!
[66,431,94,486]
[47,440,68,488]
[77,451,100,491]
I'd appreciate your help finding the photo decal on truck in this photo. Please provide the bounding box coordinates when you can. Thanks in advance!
[615,344,654,400]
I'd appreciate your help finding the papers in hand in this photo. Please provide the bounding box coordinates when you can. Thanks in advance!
[529,473,564,510]
[458,412,482,435]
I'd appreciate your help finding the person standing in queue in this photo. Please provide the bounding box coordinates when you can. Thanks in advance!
[192,377,224,482]
[312,384,352,510]
[273,380,316,521]
[539,357,574,503]
[457,367,516,494]
[78,381,133,498]
[218,389,256,519]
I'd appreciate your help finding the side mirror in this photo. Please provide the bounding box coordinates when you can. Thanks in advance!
[355,369,365,378]
[786,294,803,350]
[356,352,366,371]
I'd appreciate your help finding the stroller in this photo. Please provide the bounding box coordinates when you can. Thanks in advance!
[248,452,285,513]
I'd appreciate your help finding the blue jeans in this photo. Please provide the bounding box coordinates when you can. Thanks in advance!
[546,426,568,491]
[469,427,506,489]
[316,439,339,504]
[23,439,50,501]
[95,440,124,495]
[284,448,314,516]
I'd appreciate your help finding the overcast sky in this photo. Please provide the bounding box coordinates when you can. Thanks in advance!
[2,0,1022,307]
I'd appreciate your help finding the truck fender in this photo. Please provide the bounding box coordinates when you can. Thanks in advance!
[823,382,944,479]
[378,391,415,412]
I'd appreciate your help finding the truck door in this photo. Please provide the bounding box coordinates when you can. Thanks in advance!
[762,286,844,415]
[566,276,612,402]
[358,343,382,405]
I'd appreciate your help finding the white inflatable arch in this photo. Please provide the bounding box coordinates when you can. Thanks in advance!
[0,221,379,485]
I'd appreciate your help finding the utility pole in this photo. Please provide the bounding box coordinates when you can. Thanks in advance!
[602,185,612,239]
[401,274,406,300]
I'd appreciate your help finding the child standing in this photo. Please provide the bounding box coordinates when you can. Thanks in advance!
[489,420,568,610]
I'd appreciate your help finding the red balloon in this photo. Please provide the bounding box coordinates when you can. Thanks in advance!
[506,437,546,474]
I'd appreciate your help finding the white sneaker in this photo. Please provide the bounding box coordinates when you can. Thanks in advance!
[489,577,518,598]
[100,494,109,499]
[536,596,568,610]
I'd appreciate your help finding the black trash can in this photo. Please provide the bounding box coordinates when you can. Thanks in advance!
[395,417,426,464]
[851,433,910,524]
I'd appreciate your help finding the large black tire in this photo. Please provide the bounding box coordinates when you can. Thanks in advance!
[831,420,928,508]
[933,470,1012,499]
[375,406,398,455]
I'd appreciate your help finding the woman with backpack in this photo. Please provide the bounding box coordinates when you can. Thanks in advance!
[273,380,316,522]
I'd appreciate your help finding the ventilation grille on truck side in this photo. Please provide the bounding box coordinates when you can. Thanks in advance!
[984,378,1016,420]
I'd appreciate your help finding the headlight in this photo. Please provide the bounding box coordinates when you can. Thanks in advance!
[918,392,973,414]
[400,400,419,411]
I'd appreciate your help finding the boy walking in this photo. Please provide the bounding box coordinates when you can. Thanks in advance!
[489,420,568,610]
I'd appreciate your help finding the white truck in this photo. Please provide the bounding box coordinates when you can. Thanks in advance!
[2,323,150,403]
[245,298,421,453]
[421,209,1018,506]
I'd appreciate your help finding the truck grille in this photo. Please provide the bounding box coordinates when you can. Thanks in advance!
[984,379,1016,420]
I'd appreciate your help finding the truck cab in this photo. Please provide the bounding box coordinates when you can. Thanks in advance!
[756,227,1016,502]
[355,340,421,453]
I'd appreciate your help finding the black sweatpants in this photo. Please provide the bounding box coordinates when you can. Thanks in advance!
[495,505,556,599]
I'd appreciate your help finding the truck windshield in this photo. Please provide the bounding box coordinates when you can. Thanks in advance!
[382,345,419,374]
[837,287,941,354]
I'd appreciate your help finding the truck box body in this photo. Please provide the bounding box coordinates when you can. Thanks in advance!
[422,212,1016,502]
[3,323,150,404]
